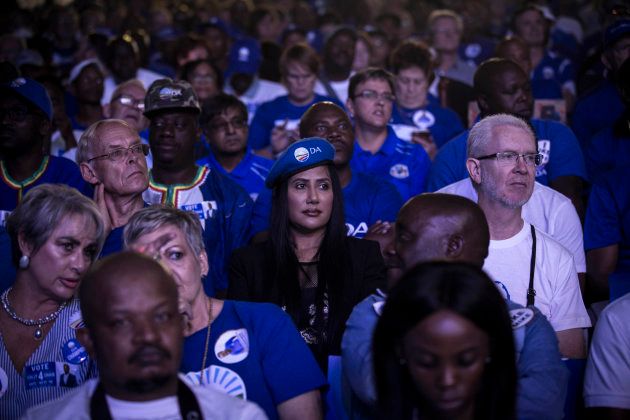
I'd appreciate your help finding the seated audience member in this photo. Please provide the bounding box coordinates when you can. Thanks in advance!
[102,35,165,104]
[347,68,431,202]
[427,9,476,87]
[428,58,587,219]
[495,36,562,100]
[585,166,630,301]
[1,184,105,418]
[143,78,253,296]
[67,59,105,131]
[571,19,629,150]
[198,93,273,236]
[389,40,465,158]
[352,32,372,73]
[37,75,80,157]
[299,101,403,238]
[248,43,342,156]
[0,78,91,212]
[180,59,223,103]
[342,193,568,419]
[464,114,590,357]
[512,4,576,110]
[228,138,385,369]
[583,291,630,416]
[585,57,630,183]
[373,262,517,419]
[77,119,150,256]
[124,206,326,419]
[23,252,266,419]
[318,27,357,104]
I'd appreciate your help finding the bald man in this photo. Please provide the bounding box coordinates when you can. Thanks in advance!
[24,252,265,419]
[341,193,568,420]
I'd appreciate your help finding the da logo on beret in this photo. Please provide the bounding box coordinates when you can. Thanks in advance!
[158,87,182,100]
[265,138,334,188]
[294,147,310,162]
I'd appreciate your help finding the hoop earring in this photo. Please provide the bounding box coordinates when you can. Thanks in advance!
[19,255,30,269]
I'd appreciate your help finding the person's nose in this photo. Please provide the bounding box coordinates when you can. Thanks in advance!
[306,184,319,204]
[70,250,90,275]
[513,154,529,173]
[133,317,159,343]
[437,364,458,388]
[225,121,236,135]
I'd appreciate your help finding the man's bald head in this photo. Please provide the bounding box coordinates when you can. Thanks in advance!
[79,251,178,329]
[394,193,490,272]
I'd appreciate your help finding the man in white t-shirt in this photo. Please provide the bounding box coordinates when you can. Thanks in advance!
[464,114,590,359]
[23,252,265,420]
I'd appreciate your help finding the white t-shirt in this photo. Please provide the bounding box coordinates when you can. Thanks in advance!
[584,293,630,409]
[483,222,590,332]
[438,178,586,273]
[224,78,287,124]
[22,376,267,420]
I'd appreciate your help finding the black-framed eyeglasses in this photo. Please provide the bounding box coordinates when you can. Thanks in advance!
[475,151,542,167]
[87,144,149,163]
[112,95,145,111]
[209,117,248,133]
[354,90,396,103]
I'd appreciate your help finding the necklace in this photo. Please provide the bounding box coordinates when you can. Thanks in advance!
[200,297,215,370]
[0,288,68,340]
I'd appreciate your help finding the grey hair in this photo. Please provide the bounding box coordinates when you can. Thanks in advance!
[76,119,133,164]
[123,205,205,257]
[467,114,536,158]
[6,184,106,267]
[109,79,146,103]
[427,9,464,34]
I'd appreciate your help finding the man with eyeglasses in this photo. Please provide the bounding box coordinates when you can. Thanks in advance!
[463,114,590,359]
[198,93,273,237]
[77,119,150,257]
[428,58,587,220]
[143,79,253,297]
[346,68,431,202]
[0,77,91,286]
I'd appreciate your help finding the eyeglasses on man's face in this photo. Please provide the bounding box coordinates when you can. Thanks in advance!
[475,151,542,167]
[87,143,149,163]
[112,94,145,111]
[354,90,396,103]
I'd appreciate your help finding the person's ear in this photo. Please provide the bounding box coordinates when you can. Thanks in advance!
[199,251,209,278]
[76,328,96,359]
[466,158,482,184]
[476,94,489,114]
[446,234,464,258]
[17,231,34,257]
[345,98,355,118]
[80,162,100,185]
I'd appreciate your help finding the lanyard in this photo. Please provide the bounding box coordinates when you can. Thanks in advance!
[89,379,202,420]
[526,224,537,307]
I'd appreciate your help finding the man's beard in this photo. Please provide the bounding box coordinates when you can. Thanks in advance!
[123,375,172,394]
[480,170,531,209]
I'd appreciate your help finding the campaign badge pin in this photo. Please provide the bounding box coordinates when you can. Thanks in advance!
[184,365,247,399]
[510,308,534,330]
[294,147,310,162]
[68,310,85,330]
[62,339,88,364]
[389,163,410,179]
[214,329,249,364]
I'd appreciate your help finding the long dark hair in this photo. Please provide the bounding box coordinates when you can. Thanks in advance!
[268,163,349,355]
[373,262,517,420]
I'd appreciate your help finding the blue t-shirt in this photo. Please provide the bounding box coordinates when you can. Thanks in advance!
[198,150,273,236]
[584,167,630,273]
[350,126,430,202]
[0,156,92,211]
[143,166,253,294]
[427,119,587,192]
[343,172,403,238]
[390,101,465,148]
[532,50,575,94]
[585,126,630,184]
[181,300,327,420]
[247,94,342,150]
[571,80,624,150]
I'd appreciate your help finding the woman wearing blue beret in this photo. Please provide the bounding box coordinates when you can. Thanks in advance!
[228,137,386,370]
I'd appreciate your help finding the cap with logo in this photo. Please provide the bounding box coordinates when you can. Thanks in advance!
[265,137,335,188]
[0,77,53,121]
[603,19,630,50]
[226,38,262,78]
[144,78,201,118]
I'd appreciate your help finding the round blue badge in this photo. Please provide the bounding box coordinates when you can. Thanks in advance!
[62,339,88,365]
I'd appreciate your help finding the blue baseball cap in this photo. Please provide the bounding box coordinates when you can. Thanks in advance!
[265,138,335,188]
[1,77,53,121]
[603,19,630,49]
[226,38,261,77]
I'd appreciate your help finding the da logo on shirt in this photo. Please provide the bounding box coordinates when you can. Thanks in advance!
[184,365,247,400]
[465,43,482,59]
[0,366,8,398]
[510,308,534,329]
[389,164,410,179]
[373,301,385,316]
[62,339,88,364]
[412,110,436,130]
[294,147,310,162]
[214,329,249,364]
[542,66,555,80]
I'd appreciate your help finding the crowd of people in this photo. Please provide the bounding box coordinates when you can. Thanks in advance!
[0,0,629,418]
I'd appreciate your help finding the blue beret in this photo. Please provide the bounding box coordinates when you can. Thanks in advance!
[1,78,53,121]
[266,138,335,188]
